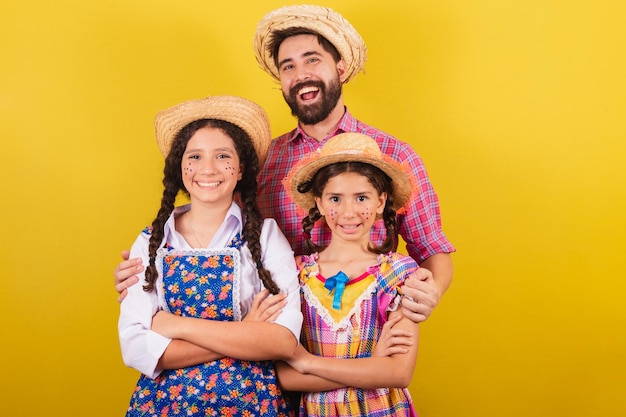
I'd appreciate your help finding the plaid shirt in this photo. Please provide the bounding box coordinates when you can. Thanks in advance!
[258,108,455,263]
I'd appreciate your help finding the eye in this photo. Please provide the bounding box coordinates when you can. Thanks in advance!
[330,196,340,203]
[357,195,367,202]
[217,153,231,159]
[281,64,293,72]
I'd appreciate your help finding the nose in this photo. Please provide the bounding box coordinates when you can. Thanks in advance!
[199,158,218,174]
[340,200,356,217]
[295,66,311,82]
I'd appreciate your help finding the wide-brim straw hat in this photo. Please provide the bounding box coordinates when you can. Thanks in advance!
[254,4,367,84]
[154,96,272,166]
[284,132,417,214]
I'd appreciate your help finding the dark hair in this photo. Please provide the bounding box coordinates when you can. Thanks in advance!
[300,162,398,255]
[267,27,342,69]
[143,119,280,294]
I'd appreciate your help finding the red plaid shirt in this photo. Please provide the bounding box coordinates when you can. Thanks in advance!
[258,108,455,263]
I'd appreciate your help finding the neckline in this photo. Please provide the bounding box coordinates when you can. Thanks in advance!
[316,270,372,286]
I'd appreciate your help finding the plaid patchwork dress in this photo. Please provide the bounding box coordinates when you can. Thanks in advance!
[297,252,419,417]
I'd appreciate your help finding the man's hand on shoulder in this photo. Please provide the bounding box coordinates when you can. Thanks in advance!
[114,250,143,302]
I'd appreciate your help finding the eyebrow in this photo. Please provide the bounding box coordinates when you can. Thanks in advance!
[326,190,374,197]
[278,50,322,69]
[184,147,236,155]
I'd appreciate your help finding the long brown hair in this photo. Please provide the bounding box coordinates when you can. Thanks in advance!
[143,119,280,294]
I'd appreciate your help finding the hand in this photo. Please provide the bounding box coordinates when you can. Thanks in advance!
[114,250,143,302]
[400,268,439,323]
[151,310,181,339]
[243,290,288,323]
[372,314,414,357]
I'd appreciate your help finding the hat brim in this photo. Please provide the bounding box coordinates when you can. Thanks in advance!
[254,5,367,84]
[154,96,271,166]
[287,151,415,214]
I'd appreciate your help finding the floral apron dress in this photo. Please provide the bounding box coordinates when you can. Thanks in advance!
[126,234,293,417]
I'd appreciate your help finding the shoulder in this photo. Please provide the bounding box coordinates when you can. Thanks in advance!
[295,253,317,269]
[349,117,421,161]
[260,218,291,249]
[377,252,419,287]
[295,253,319,285]
[268,130,297,149]
[383,252,419,269]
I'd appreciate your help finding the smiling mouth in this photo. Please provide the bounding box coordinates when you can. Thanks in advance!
[196,181,221,188]
[339,224,360,231]
[297,85,320,101]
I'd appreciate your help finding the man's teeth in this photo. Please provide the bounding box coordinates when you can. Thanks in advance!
[298,86,319,95]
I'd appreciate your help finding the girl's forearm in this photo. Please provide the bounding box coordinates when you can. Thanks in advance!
[297,316,419,389]
[275,361,345,392]
[177,318,298,361]
[304,354,416,389]
[157,339,223,370]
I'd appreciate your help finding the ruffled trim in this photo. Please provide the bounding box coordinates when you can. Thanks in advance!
[299,253,393,331]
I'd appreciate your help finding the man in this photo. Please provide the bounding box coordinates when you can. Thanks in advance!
[115,4,454,322]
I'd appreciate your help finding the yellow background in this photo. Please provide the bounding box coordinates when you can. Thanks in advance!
[1,0,624,415]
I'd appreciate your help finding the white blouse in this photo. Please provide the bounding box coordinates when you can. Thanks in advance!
[118,202,302,378]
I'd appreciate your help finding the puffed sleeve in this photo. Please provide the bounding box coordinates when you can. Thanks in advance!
[376,253,420,321]
[118,229,172,379]
[259,219,303,341]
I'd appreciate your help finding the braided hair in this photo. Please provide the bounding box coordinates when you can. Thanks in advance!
[298,161,398,255]
[143,119,280,294]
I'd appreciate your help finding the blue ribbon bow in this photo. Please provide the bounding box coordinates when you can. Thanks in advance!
[324,271,350,310]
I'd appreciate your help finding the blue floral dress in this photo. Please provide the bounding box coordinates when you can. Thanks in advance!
[125,234,293,417]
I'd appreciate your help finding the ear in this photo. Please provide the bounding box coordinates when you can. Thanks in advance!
[238,164,243,181]
[314,196,325,216]
[337,59,348,83]
[376,192,387,214]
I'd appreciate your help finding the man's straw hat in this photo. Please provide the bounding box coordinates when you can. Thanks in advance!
[254,4,367,84]
[154,96,271,166]
[285,133,416,213]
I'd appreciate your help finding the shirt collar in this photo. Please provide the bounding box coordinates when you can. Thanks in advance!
[287,106,354,143]
[164,201,243,248]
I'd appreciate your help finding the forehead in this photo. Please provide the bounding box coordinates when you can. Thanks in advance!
[277,33,327,59]
[322,171,377,192]
[186,126,236,150]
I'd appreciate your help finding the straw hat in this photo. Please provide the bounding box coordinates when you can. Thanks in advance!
[154,96,272,166]
[254,4,367,84]
[285,133,416,213]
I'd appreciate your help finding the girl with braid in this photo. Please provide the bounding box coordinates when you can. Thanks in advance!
[118,96,302,417]
[277,132,420,417]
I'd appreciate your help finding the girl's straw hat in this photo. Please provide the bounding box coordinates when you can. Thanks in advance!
[154,96,272,166]
[254,4,367,84]
[285,133,416,213]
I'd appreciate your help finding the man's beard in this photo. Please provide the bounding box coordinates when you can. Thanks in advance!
[283,76,342,125]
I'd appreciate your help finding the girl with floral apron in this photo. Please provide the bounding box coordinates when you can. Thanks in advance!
[126,236,292,416]
[119,96,301,417]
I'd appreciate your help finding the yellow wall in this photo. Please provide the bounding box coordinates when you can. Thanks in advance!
[1,0,624,415]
